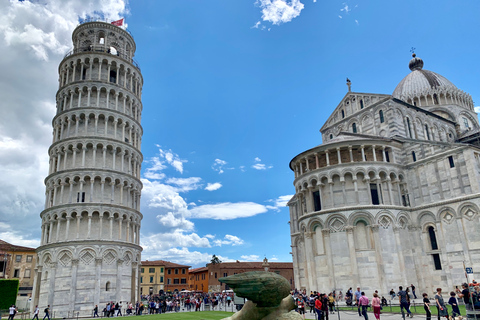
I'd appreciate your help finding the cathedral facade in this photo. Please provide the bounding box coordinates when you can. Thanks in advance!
[32,21,144,316]
[288,54,480,295]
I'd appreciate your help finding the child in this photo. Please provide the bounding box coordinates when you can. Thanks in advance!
[448,291,460,317]
[423,293,431,320]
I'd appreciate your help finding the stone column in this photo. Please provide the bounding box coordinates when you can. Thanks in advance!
[393,227,407,284]
[371,225,387,291]
[336,147,342,164]
[349,146,354,162]
[32,266,42,311]
[304,231,317,292]
[322,229,335,290]
[345,226,359,285]
[95,258,102,307]
[325,150,330,166]
[65,217,72,241]
[69,259,79,313]
[116,259,124,302]
[48,262,57,308]
[314,153,319,169]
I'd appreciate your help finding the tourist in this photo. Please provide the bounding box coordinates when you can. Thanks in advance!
[448,291,460,317]
[322,293,329,320]
[354,287,362,316]
[315,296,323,320]
[8,305,17,320]
[32,305,39,320]
[381,296,387,306]
[297,294,305,319]
[328,293,335,314]
[116,302,122,317]
[93,305,99,318]
[372,293,381,320]
[456,283,471,310]
[398,286,413,318]
[309,294,316,313]
[359,292,369,320]
[434,288,448,320]
[423,293,431,320]
[43,305,50,320]
[411,284,417,299]
[389,289,396,300]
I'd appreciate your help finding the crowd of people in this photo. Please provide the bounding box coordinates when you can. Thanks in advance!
[291,282,480,320]
[90,291,235,317]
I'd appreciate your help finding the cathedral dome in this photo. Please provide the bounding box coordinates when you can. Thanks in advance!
[392,54,460,102]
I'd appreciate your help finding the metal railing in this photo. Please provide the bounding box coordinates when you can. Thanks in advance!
[77,17,134,38]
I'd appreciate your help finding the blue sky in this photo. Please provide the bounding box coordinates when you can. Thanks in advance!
[1,0,480,267]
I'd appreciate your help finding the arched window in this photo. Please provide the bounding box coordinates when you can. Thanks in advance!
[428,226,438,250]
[110,70,117,83]
[360,100,364,109]
[341,110,345,118]
[354,221,370,250]
[106,281,110,291]
[425,124,430,140]
[412,151,416,162]
[406,118,413,138]
[329,134,333,140]
[379,110,384,123]
[352,123,357,133]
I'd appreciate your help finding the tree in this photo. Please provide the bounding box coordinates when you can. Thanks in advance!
[211,254,222,265]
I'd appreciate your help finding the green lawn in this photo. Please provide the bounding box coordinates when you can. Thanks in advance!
[338,304,466,316]
[119,311,234,320]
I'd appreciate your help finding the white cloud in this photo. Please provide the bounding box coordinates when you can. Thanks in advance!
[189,202,268,220]
[240,254,260,261]
[256,0,305,25]
[340,3,351,13]
[474,107,480,113]
[212,158,227,174]
[157,212,195,231]
[205,182,222,191]
[165,177,202,192]
[355,19,359,25]
[338,15,343,19]
[266,194,294,211]
[0,0,129,246]
[252,21,262,29]
[251,157,273,170]
[157,146,187,174]
[213,234,244,247]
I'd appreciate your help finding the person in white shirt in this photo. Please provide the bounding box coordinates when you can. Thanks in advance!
[32,305,40,320]
[8,305,17,320]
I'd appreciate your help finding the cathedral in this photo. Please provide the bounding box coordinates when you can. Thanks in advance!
[288,54,480,295]
[32,20,143,316]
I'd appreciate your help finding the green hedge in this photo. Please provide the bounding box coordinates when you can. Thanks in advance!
[0,279,19,309]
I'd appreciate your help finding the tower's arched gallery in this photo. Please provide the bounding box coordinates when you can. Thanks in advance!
[32,21,144,316]
[288,54,480,294]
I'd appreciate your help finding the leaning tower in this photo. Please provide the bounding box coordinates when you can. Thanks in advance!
[32,21,144,316]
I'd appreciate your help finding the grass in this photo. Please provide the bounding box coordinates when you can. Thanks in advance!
[337,304,467,316]
[114,312,235,320]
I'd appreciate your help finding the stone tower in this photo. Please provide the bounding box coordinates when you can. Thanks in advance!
[32,20,144,316]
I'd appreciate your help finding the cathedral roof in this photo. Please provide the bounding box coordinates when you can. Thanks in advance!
[392,54,460,102]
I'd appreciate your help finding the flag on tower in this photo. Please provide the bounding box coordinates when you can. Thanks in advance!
[111,18,124,26]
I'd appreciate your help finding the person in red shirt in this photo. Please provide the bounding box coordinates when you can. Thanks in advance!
[315,296,323,320]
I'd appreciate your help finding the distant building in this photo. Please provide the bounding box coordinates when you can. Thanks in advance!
[141,260,191,293]
[0,240,37,297]
[140,260,165,296]
[288,54,480,295]
[189,267,208,292]
[206,260,294,292]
